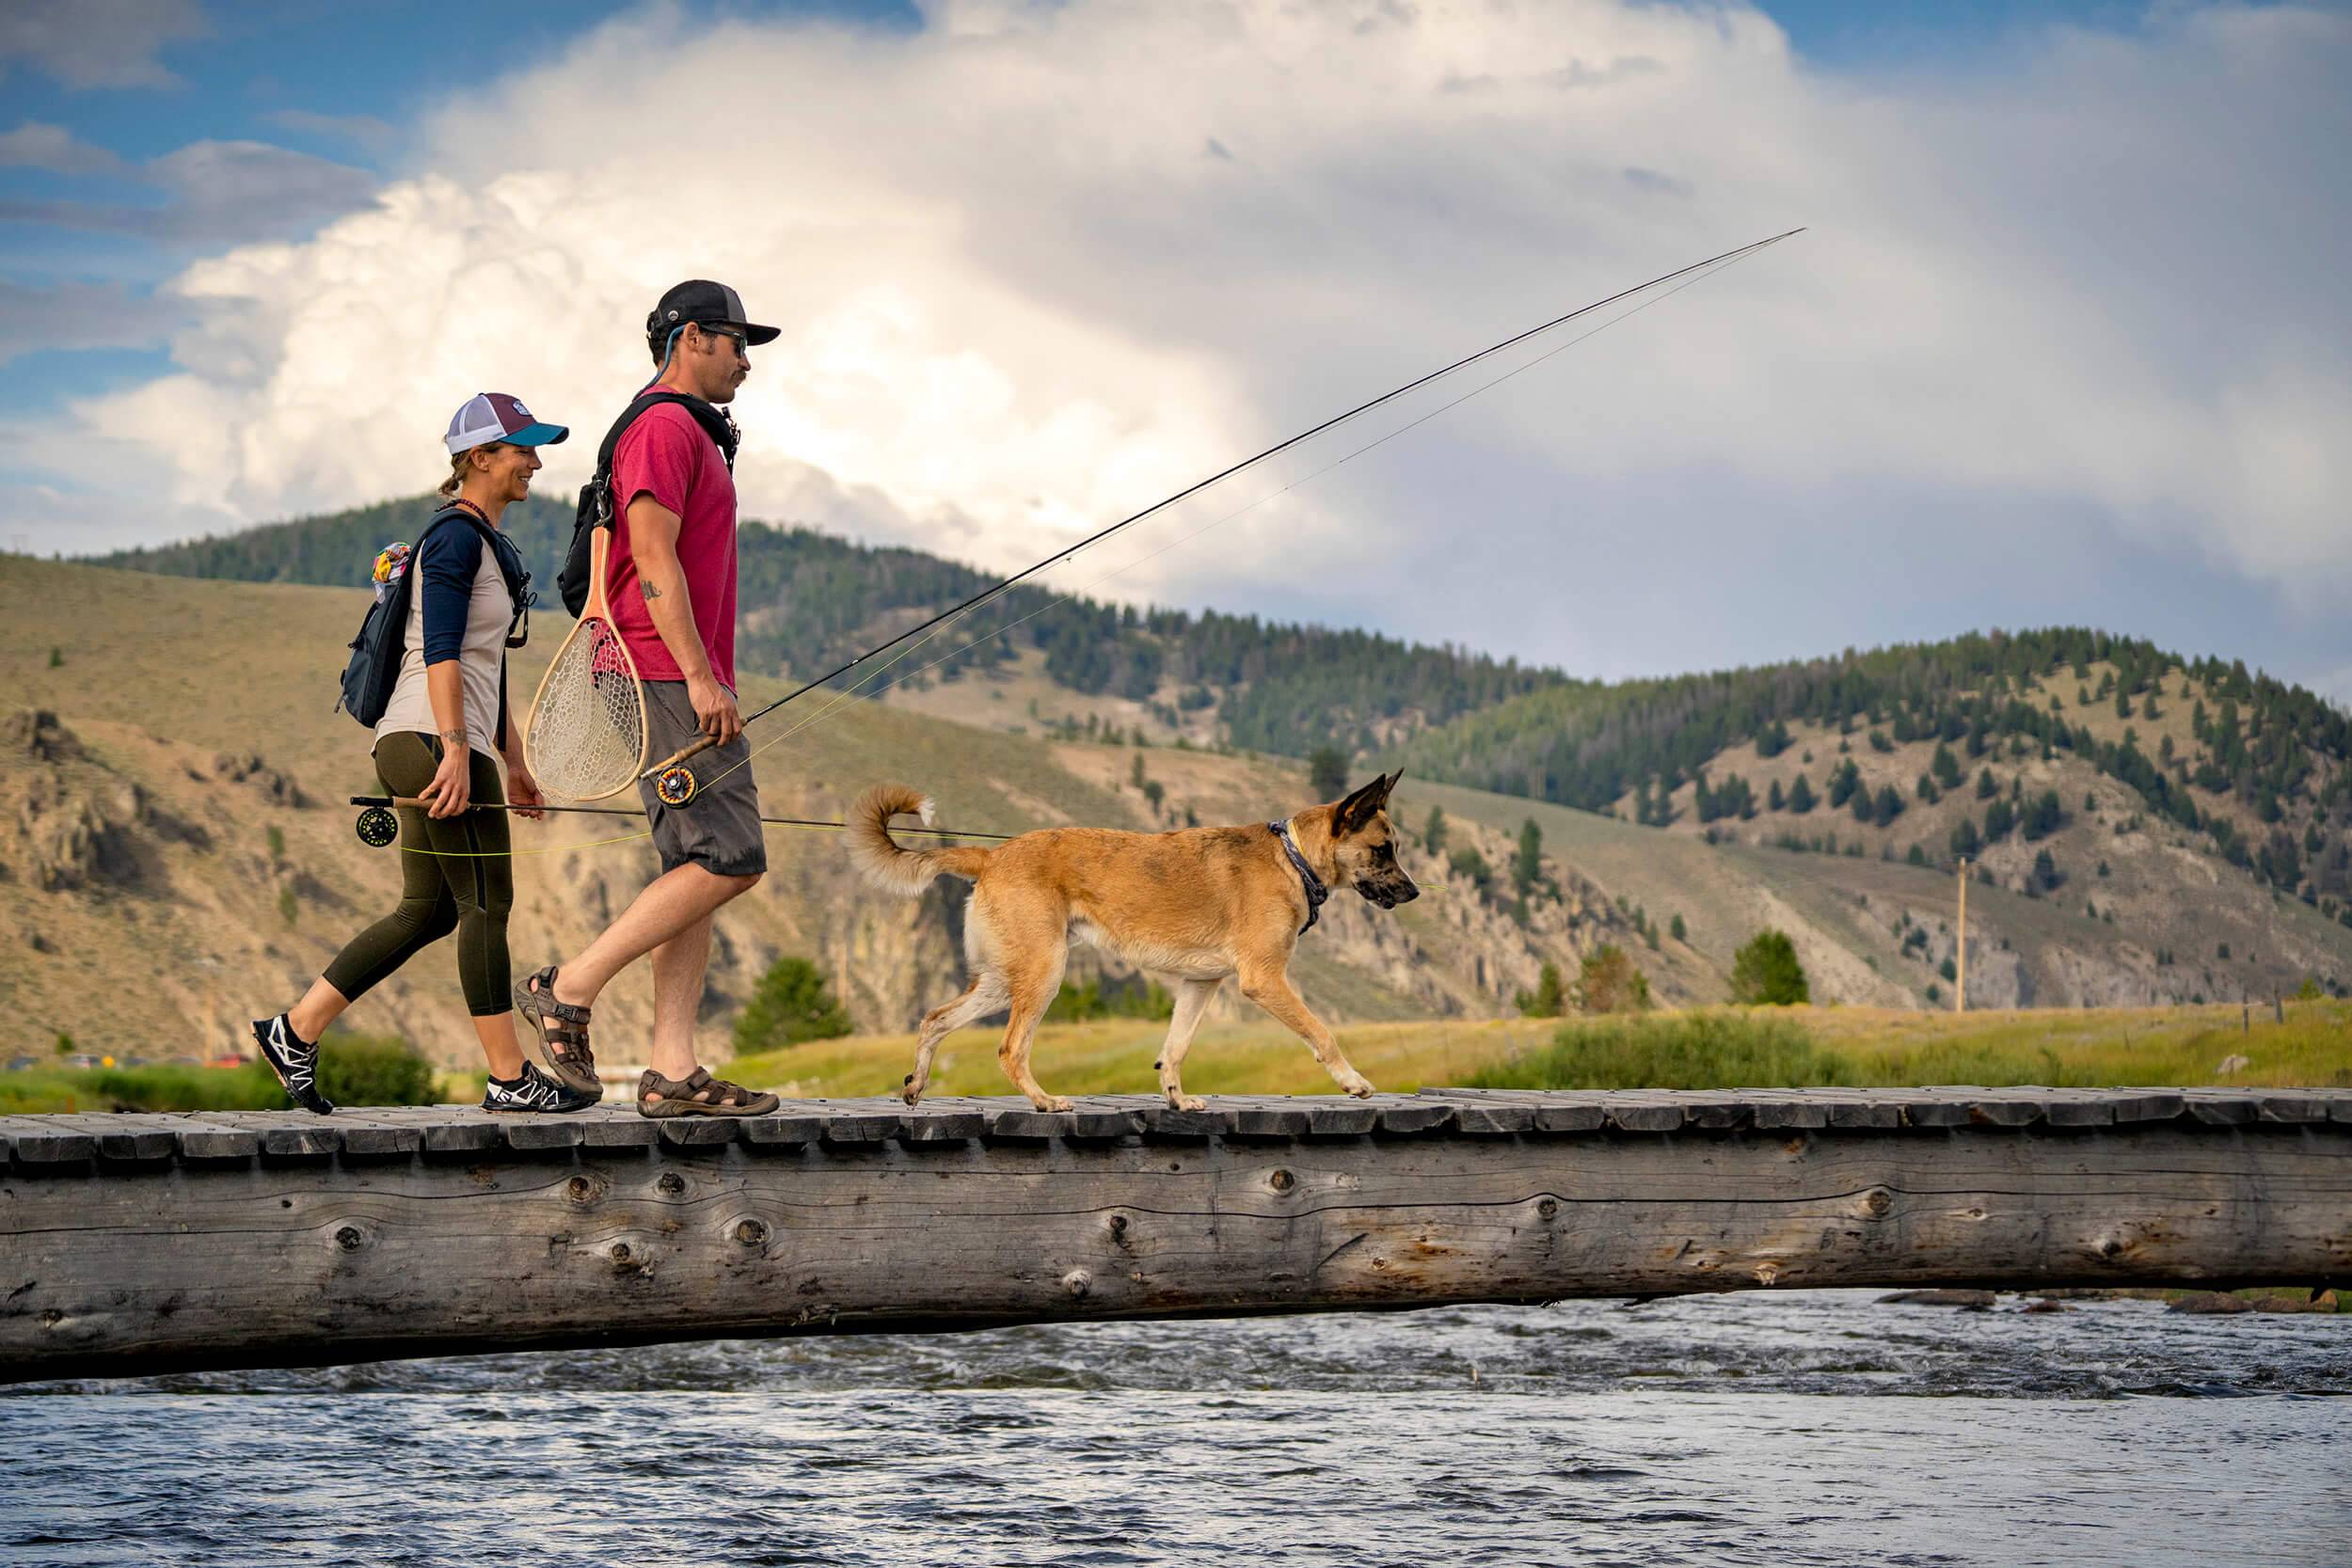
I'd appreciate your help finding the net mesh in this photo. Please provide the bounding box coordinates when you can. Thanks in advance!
[525,617,644,800]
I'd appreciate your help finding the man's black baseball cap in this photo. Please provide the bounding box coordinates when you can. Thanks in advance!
[646,279,780,354]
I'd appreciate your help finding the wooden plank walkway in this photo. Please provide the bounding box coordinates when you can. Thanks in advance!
[4,1088,2347,1383]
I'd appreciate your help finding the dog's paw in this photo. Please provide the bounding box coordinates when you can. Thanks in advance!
[1036,1095,1076,1114]
[1168,1094,1208,1113]
[900,1074,925,1107]
[1343,1075,1375,1099]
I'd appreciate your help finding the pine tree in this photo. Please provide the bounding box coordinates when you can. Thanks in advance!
[732,957,854,1054]
[1729,929,1810,1006]
[1423,805,1448,853]
[1512,818,1543,901]
[1308,745,1348,797]
[1787,774,1817,815]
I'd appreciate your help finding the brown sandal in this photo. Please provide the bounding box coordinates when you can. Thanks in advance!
[515,965,602,1097]
[638,1067,779,1118]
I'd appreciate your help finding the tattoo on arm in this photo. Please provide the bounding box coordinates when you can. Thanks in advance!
[640,580,663,601]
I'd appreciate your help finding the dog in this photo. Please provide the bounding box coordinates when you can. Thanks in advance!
[849,771,1419,1112]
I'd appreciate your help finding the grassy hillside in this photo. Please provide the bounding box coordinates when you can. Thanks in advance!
[1,557,1671,1067]
[91,494,1560,757]
[1393,630,2352,916]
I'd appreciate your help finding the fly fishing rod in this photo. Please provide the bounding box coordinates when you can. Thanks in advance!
[347,794,1012,848]
[636,227,1805,806]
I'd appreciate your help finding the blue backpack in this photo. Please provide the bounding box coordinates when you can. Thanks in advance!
[336,506,529,727]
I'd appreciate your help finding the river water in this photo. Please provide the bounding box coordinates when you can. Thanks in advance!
[4,1291,2345,1566]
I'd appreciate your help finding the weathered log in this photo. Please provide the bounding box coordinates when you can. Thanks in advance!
[2,1088,2346,1384]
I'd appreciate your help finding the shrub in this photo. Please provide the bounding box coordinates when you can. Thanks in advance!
[1730,928,1810,1006]
[733,956,854,1054]
[1423,805,1447,853]
[1469,1010,1823,1090]
[1515,961,1565,1018]
[314,1033,437,1107]
[1572,945,1651,1014]
[1047,975,1174,1022]
[1669,912,1686,942]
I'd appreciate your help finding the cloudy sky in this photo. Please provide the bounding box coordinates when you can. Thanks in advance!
[3,0,2346,701]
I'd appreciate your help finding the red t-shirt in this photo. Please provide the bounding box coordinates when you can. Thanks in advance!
[604,400,739,689]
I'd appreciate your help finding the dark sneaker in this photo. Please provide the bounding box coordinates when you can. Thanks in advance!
[251,1014,334,1116]
[483,1061,600,1114]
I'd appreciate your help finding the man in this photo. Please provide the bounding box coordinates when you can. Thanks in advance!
[516,280,784,1117]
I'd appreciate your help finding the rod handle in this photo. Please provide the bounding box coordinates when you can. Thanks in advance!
[641,731,719,782]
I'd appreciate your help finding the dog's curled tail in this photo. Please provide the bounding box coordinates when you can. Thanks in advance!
[849,784,993,895]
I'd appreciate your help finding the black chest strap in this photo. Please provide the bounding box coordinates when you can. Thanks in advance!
[1268,819,1328,935]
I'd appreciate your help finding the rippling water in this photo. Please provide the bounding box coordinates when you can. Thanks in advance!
[5,1291,2346,1566]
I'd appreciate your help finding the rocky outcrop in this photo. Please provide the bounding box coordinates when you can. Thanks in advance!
[13,715,148,892]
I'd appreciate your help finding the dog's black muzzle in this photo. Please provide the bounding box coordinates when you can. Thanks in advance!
[1358,872,1420,911]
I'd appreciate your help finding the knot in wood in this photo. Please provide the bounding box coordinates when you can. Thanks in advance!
[657,1172,686,1197]
[334,1226,365,1252]
[1268,1168,1295,1193]
[1108,1214,1129,1237]
[609,1243,633,1265]
[734,1219,769,1248]
[1537,1197,1559,1219]
[1061,1267,1092,1299]
[565,1176,595,1203]
[1866,1188,1893,1217]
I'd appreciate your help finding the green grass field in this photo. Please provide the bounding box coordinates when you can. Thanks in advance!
[20,1001,2342,1112]
[711,998,2351,1101]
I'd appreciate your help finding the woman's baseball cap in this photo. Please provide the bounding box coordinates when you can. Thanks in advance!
[444,392,570,454]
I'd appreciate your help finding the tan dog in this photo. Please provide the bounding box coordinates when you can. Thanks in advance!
[849,772,1419,1112]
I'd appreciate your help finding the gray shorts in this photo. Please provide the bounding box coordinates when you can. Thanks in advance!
[638,680,766,877]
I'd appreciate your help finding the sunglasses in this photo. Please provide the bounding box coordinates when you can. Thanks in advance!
[697,323,750,356]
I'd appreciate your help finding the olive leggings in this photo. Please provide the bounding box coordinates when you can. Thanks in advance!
[321,731,513,1017]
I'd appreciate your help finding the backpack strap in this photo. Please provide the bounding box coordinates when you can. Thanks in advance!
[417,504,533,749]
[592,389,740,496]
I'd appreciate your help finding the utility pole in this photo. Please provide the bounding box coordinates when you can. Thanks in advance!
[1955,857,1969,1013]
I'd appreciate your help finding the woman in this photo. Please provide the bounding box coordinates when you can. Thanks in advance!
[250,392,593,1116]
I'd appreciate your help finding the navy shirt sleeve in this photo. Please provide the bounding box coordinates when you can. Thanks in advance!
[417,518,485,665]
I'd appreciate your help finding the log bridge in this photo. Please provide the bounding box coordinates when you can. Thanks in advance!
[5,1087,2347,1383]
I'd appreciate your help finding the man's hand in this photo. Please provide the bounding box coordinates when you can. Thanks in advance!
[687,672,742,745]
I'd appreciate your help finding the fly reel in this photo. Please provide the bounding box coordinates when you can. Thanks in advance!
[654,767,698,807]
[354,805,399,848]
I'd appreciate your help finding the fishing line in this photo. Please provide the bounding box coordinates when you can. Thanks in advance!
[691,241,1778,788]
[639,229,1803,798]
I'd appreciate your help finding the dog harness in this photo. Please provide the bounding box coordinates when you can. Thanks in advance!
[1268,819,1328,934]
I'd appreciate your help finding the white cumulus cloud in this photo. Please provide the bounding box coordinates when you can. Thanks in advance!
[8,0,2349,680]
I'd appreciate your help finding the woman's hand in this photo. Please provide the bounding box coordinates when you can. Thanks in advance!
[420,738,472,819]
[507,756,546,821]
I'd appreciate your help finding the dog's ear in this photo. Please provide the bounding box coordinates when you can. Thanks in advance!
[1334,774,1393,835]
